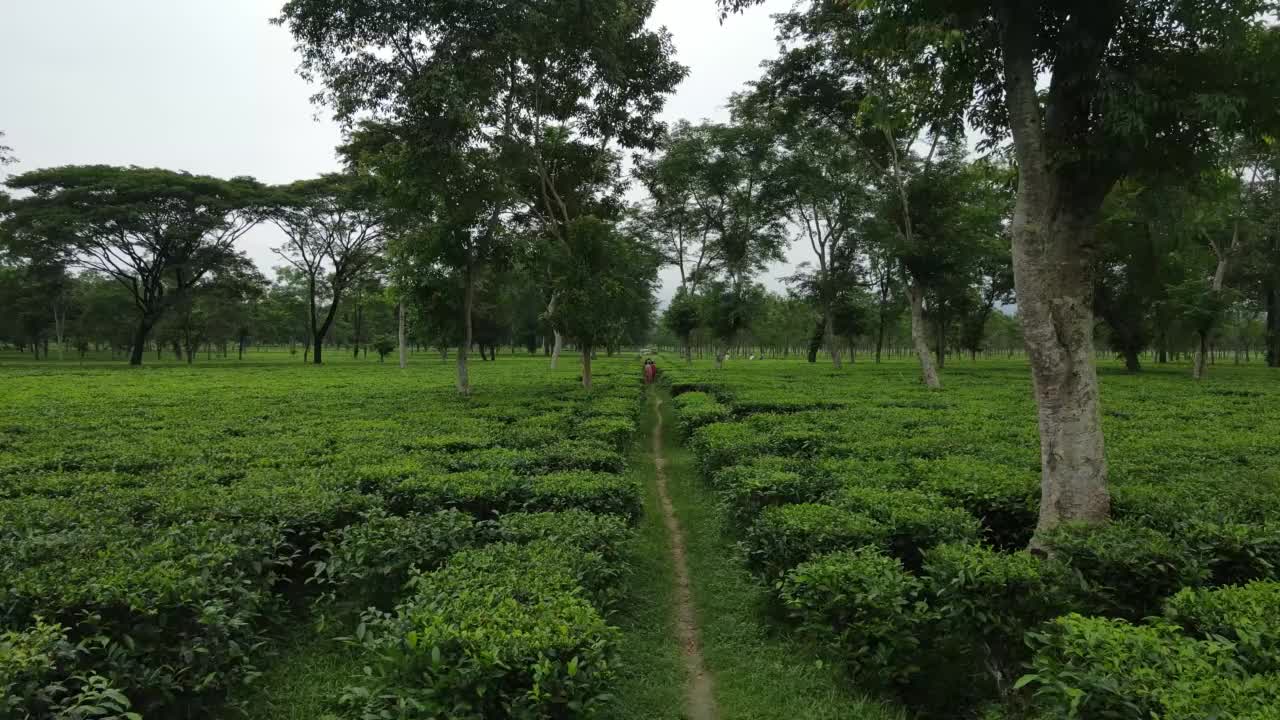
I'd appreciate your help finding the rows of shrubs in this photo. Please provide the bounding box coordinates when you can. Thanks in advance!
[660,360,1280,718]
[1,361,646,718]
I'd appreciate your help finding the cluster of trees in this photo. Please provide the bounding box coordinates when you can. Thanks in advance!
[4,1,1280,541]
[714,0,1280,541]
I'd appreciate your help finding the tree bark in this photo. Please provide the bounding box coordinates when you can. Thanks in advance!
[1266,285,1280,368]
[1122,347,1142,373]
[826,310,843,369]
[457,265,474,395]
[551,330,564,370]
[128,317,154,366]
[909,281,941,388]
[1000,1,1111,542]
[398,300,407,369]
[581,343,593,390]
[1193,332,1209,380]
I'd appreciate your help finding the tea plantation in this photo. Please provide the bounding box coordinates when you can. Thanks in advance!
[0,354,646,719]
[662,358,1280,719]
[4,353,1280,719]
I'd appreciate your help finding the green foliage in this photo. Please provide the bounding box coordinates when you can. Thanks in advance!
[744,504,887,582]
[670,391,732,439]
[1020,615,1275,720]
[913,457,1039,550]
[339,541,619,720]
[1,620,139,720]
[716,466,835,531]
[494,510,633,566]
[1046,522,1210,621]
[923,543,1071,689]
[779,549,928,686]
[308,509,481,615]
[1165,582,1280,674]
[831,486,982,570]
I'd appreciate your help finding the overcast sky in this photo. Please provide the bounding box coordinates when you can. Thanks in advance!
[1,0,800,301]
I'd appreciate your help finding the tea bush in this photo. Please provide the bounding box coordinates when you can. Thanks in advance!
[0,357,646,716]
[339,541,619,720]
[1165,582,1280,674]
[779,549,928,685]
[661,359,1280,717]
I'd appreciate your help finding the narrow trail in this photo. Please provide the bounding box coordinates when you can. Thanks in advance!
[651,394,720,720]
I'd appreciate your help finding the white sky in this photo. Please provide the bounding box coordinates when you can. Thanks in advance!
[0,0,800,302]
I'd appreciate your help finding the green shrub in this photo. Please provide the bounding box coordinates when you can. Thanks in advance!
[1178,520,1280,586]
[814,457,920,491]
[339,541,618,719]
[537,440,627,474]
[671,392,732,439]
[308,509,481,614]
[708,455,798,490]
[1045,521,1209,620]
[923,543,1070,688]
[913,457,1038,550]
[389,472,525,517]
[832,486,982,570]
[0,520,291,714]
[1020,614,1261,719]
[1,620,138,720]
[691,422,772,476]
[575,415,636,452]
[525,472,642,523]
[744,504,888,581]
[716,467,836,530]
[1165,582,1280,674]
[495,510,633,564]
[779,549,928,685]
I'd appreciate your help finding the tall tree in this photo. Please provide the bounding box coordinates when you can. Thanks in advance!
[266,174,385,365]
[721,0,1280,540]
[2,166,262,365]
[278,0,683,394]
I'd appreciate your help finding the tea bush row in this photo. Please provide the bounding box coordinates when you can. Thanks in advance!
[661,359,1280,718]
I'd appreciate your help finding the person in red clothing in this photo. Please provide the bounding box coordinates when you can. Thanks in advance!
[643,358,657,384]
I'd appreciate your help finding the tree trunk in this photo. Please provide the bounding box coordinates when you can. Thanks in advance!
[909,281,941,388]
[1193,332,1209,380]
[875,315,886,364]
[1123,347,1141,373]
[1000,4,1110,543]
[128,317,154,366]
[551,330,564,370]
[581,343,593,390]
[398,300,407,369]
[1267,286,1280,368]
[457,266,474,396]
[807,316,823,363]
[826,310,843,369]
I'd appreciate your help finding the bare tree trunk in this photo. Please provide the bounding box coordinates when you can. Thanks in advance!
[398,300,407,369]
[826,310,843,369]
[551,330,564,370]
[909,281,941,388]
[128,317,154,366]
[458,267,473,396]
[1193,332,1209,380]
[1267,285,1280,368]
[581,343,593,390]
[1000,3,1111,543]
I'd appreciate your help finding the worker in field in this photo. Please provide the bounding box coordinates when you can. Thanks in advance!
[644,358,657,385]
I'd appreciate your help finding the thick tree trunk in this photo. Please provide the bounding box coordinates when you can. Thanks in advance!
[398,300,407,369]
[128,317,154,366]
[581,344,593,390]
[909,281,941,388]
[1000,4,1111,544]
[313,335,324,365]
[1123,347,1142,373]
[457,267,473,396]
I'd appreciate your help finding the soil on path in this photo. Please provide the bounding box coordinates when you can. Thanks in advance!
[651,394,720,720]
